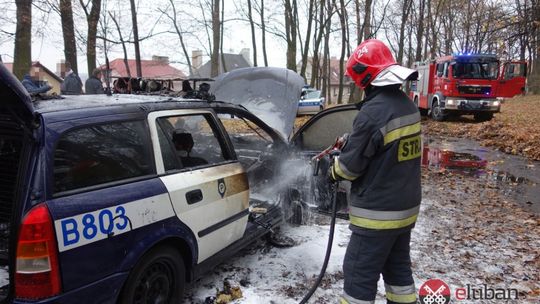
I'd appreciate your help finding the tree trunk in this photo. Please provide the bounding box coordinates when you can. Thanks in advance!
[211,0,220,77]
[337,0,347,104]
[284,0,297,71]
[60,0,78,74]
[13,0,32,80]
[530,0,540,94]
[129,0,141,77]
[260,0,268,66]
[414,0,425,62]
[363,0,373,39]
[220,0,226,73]
[355,0,362,44]
[310,0,326,88]
[167,0,192,75]
[321,0,331,104]
[300,0,315,80]
[397,0,413,65]
[247,0,257,66]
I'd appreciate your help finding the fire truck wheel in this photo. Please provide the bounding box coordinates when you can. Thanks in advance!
[431,99,447,121]
[473,112,494,122]
[120,246,185,304]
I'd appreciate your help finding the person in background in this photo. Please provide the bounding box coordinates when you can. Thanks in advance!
[61,62,83,95]
[85,68,105,94]
[21,67,52,95]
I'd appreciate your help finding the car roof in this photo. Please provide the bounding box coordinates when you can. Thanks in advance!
[34,94,241,123]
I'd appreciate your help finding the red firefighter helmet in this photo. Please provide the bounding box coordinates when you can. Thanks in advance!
[346,39,397,89]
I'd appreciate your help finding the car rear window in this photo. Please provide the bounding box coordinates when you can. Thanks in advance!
[53,120,154,193]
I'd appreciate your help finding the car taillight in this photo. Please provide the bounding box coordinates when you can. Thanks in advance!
[15,204,61,299]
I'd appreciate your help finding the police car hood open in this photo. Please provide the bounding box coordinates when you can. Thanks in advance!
[211,67,304,139]
[0,62,37,131]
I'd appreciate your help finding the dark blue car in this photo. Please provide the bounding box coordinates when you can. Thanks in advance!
[0,65,357,303]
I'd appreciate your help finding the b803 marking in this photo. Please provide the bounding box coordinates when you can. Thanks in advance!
[59,206,129,248]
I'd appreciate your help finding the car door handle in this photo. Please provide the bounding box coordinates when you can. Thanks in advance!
[186,189,203,205]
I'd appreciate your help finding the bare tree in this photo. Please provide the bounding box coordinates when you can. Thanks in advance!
[60,0,78,74]
[247,0,258,66]
[109,12,131,77]
[299,0,315,80]
[284,0,298,71]
[13,0,32,80]
[79,0,102,74]
[396,0,413,64]
[160,0,193,75]
[259,0,269,66]
[129,0,141,77]
[211,0,220,77]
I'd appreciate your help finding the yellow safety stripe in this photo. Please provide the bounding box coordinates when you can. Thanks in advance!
[349,214,418,230]
[333,159,358,181]
[383,122,421,146]
[340,297,349,304]
[386,291,417,303]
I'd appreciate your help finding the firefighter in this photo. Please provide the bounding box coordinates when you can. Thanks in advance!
[330,39,421,304]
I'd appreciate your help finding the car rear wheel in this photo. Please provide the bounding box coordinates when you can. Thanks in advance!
[119,246,185,304]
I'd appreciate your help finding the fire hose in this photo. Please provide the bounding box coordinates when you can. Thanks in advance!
[299,135,347,304]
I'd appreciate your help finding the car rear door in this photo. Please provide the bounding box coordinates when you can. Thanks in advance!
[498,61,527,98]
[147,109,250,263]
[45,116,177,298]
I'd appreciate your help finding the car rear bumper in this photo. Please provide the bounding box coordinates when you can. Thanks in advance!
[12,272,128,304]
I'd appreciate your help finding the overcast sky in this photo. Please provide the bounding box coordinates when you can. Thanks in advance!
[0,0,318,77]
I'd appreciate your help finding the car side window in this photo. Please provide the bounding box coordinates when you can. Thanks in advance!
[156,114,231,171]
[53,120,154,193]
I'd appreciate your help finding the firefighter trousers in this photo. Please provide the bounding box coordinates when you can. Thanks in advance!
[340,230,416,304]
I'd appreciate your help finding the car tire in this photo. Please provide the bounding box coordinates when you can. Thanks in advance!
[473,112,493,122]
[119,246,185,304]
[431,98,447,121]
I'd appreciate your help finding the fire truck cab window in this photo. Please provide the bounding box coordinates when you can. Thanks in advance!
[436,64,444,77]
[452,61,499,79]
[443,62,449,77]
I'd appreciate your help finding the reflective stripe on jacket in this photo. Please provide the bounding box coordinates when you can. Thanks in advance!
[332,85,421,235]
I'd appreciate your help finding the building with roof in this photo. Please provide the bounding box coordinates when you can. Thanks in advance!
[103,56,187,80]
[190,49,252,78]
[4,61,63,95]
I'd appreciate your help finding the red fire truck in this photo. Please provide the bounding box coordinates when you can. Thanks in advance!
[410,53,527,121]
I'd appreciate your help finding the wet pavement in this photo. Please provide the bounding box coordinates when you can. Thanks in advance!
[423,136,540,213]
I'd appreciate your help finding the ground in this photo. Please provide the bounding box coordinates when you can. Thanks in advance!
[183,100,540,304]
[184,168,539,304]
[423,95,540,161]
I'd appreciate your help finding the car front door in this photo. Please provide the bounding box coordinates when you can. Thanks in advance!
[498,61,527,98]
[147,110,250,263]
[290,105,359,216]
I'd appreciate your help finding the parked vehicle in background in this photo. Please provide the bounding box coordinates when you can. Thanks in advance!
[410,53,527,122]
[297,87,325,115]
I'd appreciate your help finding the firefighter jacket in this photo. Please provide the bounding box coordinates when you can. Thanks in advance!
[332,85,421,235]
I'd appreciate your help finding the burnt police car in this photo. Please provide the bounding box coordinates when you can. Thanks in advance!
[0,65,357,303]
